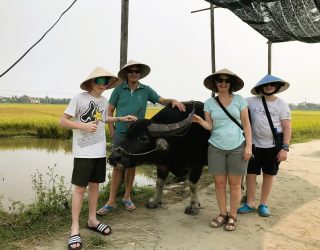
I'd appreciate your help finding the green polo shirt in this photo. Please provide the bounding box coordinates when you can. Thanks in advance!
[109,81,160,134]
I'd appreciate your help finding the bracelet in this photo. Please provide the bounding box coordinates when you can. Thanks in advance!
[115,117,120,122]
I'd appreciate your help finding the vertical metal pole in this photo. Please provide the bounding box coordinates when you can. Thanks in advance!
[210,4,216,73]
[267,40,272,74]
[120,0,129,69]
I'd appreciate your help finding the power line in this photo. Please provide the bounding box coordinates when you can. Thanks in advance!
[0,0,78,79]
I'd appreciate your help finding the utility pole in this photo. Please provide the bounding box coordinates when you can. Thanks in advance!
[120,0,129,69]
[191,4,217,73]
[267,40,272,74]
[210,4,216,73]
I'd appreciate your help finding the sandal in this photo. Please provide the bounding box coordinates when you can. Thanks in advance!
[122,199,136,211]
[68,234,82,250]
[97,204,117,215]
[210,214,228,228]
[87,222,112,235]
[224,215,237,231]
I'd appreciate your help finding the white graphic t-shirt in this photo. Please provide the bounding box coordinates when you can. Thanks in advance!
[247,96,291,148]
[64,92,108,158]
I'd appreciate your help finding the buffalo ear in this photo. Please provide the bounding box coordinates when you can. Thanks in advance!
[156,138,169,151]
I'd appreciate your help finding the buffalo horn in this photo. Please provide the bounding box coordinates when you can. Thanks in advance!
[147,104,195,137]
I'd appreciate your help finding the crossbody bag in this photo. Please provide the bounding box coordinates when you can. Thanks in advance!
[261,96,284,152]
[215,96,255,157]
[215,96,243,131]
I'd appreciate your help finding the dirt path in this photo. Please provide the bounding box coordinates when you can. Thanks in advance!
[36,140,320,250]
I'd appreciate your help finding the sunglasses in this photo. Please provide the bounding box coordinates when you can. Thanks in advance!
[265,83,277,87]
[216,78,231,84]
[127,69,140,74]
[94,77,109,85]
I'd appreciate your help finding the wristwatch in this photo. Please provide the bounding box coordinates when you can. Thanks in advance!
[282,143,289,152]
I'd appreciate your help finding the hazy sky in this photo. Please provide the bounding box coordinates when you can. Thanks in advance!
[0,0,319,104]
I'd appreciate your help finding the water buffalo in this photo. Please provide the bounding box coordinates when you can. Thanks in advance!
[108,101,210,215]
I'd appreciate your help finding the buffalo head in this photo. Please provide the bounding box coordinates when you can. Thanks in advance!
[108,105,195,168]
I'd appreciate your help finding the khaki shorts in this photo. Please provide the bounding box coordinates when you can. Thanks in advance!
[207,142,248,176]
[72,157,106,187]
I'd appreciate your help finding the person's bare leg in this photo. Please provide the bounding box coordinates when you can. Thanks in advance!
[260,173,274,205]
[246,174,257,207]
[210,175,228,227]
[88,182,110,234]
[213,175,228,215]
[228,175,242,218]
[123,167,136,201]
[105,167,125,206]
[70,185,86,249]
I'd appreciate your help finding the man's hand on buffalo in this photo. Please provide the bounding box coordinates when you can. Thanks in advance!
[171,99,186,112]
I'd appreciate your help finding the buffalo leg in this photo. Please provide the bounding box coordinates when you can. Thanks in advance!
[184,181,201,215]
[184,165,203,215]
[145,165,169,209]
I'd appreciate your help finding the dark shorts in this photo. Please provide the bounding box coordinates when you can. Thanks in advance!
[72,157,106,187]
[247,147,280,176]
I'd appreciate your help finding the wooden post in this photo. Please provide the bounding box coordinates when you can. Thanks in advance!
[210,4,216,73]
[267,40,272,74]
[120,0,129,69]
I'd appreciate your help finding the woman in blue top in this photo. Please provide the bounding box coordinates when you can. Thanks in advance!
[193,68,252,231]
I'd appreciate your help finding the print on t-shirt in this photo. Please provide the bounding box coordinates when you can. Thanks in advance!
[80,101,104,123]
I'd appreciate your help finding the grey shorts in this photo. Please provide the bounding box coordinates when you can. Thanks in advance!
[207,142,248,176]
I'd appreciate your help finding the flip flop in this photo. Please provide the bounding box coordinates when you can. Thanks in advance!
[122,199,136,211]
[97,204,117,215]
[87,223,112,235]
[68,234,82,250]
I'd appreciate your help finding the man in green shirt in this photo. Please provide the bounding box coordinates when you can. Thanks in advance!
[97,60,186,214]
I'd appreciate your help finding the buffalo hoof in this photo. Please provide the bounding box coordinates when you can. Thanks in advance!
[184,204,200,215]
[145,200,161,209]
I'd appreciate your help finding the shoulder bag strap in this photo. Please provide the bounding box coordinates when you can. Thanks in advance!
[215,96,243,130]
[261,96,277,139]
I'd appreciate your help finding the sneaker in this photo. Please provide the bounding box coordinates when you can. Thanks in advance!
[237,203,256,214]
[258,204,270,217]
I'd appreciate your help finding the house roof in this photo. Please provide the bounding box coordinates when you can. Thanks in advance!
[205,0,320,43]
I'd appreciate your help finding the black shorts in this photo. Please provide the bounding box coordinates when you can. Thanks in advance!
[247,147,280,176]
[72,157,106,187]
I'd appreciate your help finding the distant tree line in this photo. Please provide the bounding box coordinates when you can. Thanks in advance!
[289,102,320,110]
[0,95,70,104]
[1,95,320,110]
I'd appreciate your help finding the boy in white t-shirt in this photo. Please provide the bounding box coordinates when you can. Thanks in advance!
[60,67,136,250]
[237,74,291,218]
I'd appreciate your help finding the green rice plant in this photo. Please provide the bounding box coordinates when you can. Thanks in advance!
[291,111,320,143]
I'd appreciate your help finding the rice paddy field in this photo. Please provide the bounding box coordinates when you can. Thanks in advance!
[0,104,319,143]
[0,104,162,139]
